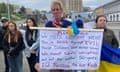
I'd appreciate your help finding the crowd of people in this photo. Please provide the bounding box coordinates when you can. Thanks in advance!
[0,17,39,72]
[0,0,119,72]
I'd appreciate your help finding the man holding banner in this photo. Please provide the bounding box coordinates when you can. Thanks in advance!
[34,1,105,72]
[35,0,72,72]
[34,6,104,72]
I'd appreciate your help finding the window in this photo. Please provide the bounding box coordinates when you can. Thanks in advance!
[113,15,115,22]
[117,14,119,21]
[110,15,112,21]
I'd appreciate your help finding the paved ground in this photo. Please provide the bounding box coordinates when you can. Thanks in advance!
[0,50,49,72]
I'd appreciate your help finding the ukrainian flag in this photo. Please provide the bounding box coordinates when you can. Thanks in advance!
[88,43,120,72]
[68,22,80,36]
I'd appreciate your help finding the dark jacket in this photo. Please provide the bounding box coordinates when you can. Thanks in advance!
[2,31,24,56]
[0,26,7,48]
[76,19,83,28]
[103,28,119,48]
[0,27,3,48]
[25,30,38,47]
[45,18,71,28]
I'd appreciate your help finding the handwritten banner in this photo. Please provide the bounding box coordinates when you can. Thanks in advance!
[39,30,103,70]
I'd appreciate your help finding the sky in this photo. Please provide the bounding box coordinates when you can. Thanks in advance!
[0,0,113,11]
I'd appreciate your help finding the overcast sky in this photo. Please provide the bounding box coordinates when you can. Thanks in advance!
[0,0,113,11]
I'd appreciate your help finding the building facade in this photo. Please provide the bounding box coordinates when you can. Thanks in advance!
[59,0,83,13]
[94,6,104,16]
[104,0,120,22]
[103,0,120,42]
[69,0,83,12]
[95,0,120,22]
[94,0,120,44]
[25,8,32,14]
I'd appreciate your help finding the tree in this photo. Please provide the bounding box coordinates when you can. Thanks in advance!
[0,14,2,18]
[83,7,92,12]
[9,4,14,14]
[0,2,7,13]
[40,10,47,14]
[33,10,40,15]
[19,6,26,14]
[0,3,15,14]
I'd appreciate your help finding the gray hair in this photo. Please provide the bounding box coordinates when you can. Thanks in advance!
[51,0,64,12]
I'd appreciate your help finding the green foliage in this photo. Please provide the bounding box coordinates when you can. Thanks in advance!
[0,2,14,13]
[0,2,7,13]
[0,3,26,21]
[19,6,26,14]
[83,7,92,12]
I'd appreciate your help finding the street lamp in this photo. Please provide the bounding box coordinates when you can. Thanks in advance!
[7,0,10,21]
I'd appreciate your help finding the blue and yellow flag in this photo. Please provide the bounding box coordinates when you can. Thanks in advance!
[101,44,120,64]
[68,22,80,36]
[88,44,120,72]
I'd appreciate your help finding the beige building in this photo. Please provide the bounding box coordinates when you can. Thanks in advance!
[94,6,104,16]
[59,0,83,13]
[25,8,33,14]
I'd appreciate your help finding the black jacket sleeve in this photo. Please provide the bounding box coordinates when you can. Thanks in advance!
[2,38,9,53]
[112,34,119,48]
[112,33,119,48]
[8,32,25,56]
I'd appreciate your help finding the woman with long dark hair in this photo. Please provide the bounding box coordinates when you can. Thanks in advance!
[2,21,24,72]
[24,18,39,72]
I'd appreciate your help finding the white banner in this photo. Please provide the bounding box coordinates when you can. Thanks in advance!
[39,29,103,70]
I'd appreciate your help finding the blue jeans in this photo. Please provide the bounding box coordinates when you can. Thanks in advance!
[7,52,23,72]
[74,70,86,72]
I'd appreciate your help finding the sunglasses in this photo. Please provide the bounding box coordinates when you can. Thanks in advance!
[52,8,61,11]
